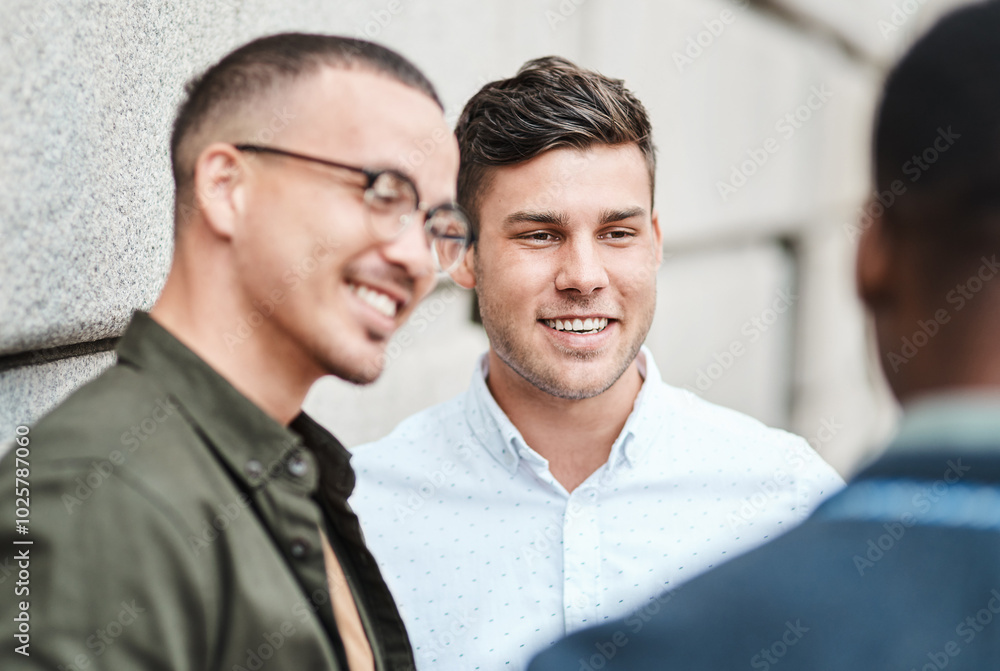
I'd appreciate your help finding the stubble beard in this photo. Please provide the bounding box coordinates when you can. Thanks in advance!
[476,276,655,401]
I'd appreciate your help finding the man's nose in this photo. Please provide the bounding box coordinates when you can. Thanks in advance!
[380,213,436,282]
[555,238,609,295]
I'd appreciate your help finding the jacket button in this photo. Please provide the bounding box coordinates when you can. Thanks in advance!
[245,459,264,479]
[290,538,311,558]
[287,454,309,478]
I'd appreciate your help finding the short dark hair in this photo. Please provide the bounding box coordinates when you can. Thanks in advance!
[874,0,1000,272]
[455,56,656,237]
[170,33,440,209]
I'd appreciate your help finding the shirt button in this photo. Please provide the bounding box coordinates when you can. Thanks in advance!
[245,459,264,479]
[290,538,311,558]
[287,453,308,478]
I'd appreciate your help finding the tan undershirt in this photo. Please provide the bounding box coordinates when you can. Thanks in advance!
[320,529,376,671]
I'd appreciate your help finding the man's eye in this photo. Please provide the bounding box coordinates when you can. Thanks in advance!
[602,230,634,240]
[368,173,414,211]
[371,187,404,205]
[521,232,556,242]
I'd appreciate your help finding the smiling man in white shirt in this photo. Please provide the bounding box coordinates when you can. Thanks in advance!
[349,56,843,670]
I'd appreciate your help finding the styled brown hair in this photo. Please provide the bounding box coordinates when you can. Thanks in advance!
[170,33,440,218]
[455,56,656,238]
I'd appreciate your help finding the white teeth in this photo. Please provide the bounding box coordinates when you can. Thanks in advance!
[543,317,609,334]
[349,283,397,318]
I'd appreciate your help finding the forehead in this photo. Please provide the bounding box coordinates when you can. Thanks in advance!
[479,144,652,220]
[280,67,458,188]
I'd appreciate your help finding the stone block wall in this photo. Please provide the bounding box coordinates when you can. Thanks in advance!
[2,0,962,473]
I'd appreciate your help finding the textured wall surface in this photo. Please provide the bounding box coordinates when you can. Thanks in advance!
[0,0,965,473]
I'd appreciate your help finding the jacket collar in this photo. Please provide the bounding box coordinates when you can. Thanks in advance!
[115,311,341,496]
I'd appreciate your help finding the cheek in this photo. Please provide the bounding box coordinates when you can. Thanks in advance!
[623,246,661,284]
[612,264,658,305]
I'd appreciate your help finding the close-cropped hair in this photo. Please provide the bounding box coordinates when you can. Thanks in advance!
[873,0,1000,265]
[455,56,656,237]
[170,33,440,219]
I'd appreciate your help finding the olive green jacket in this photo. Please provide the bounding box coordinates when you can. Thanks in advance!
[0,312,414,670]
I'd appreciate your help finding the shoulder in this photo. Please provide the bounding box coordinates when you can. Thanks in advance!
[27,362,174,460]
[645,380,843,485]
[4,363,234,537]
[650,380,803,449]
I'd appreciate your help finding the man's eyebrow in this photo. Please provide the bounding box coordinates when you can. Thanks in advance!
[599,207,647,224]
[502,210,571,228]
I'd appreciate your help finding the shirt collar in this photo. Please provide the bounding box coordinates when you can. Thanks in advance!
[883,391,1000,457]
[116,311,343,496]
[463,346,664,475]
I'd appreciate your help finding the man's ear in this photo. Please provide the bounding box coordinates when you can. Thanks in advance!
[651,209,663,266]
[192,143,247,240]
[856,206,894,309]
[449,242,477,289]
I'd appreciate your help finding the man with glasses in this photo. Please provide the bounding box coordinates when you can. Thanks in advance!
[349,56,842,670]
[0,34,468,670]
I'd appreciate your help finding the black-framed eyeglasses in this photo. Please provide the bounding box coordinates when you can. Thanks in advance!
[234,144,472,273]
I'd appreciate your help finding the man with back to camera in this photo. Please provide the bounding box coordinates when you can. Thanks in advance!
[530,2,1000,669]
[0,34,472,670]
[349,56,843,670]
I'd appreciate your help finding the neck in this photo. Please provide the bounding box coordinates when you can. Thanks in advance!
[485,350,644,492]
[887,302,1000,404]
[150,237,319,426]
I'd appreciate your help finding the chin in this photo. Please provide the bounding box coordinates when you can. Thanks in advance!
[514,359,625,401]
[320,350,385,386]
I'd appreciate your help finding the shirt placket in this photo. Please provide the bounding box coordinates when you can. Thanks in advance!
[562,482,602,634]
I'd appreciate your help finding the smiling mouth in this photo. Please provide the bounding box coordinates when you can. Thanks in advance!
[543,317,610,335]
[348,282,399,319]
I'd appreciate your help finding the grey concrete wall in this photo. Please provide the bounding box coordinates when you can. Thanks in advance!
[1,0,963,473]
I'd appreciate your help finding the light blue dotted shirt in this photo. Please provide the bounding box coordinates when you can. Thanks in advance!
[350,348,844,670]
